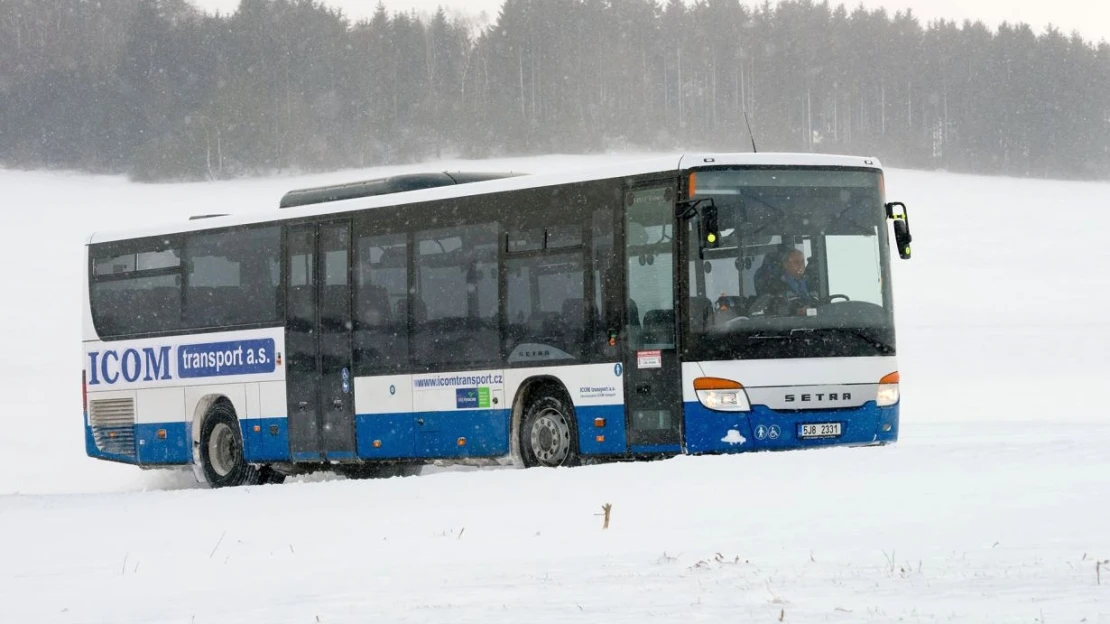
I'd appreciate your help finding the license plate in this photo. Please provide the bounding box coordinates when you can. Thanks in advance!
[798,422,842,438]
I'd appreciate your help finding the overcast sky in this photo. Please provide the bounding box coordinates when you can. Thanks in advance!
[191,0,1110,44]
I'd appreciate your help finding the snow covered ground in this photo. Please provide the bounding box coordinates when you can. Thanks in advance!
[1,154,1108,622]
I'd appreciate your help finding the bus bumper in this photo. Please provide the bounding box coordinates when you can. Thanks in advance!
[683,401,899,454]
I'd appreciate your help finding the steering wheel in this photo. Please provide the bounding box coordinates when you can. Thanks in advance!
[823,294,850,304]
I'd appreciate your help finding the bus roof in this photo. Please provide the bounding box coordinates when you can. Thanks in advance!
[87,152,883,244]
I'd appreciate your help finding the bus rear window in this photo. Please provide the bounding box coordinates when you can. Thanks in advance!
[90,240,183,338]
[89,226,281,339]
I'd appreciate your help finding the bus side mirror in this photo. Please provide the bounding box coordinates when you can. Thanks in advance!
[699,203,720,249]
[886,202,912,260]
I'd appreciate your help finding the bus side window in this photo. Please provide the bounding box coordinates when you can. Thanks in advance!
[414,223,499,369]
[185,227,280,329]
[353,232,409,374]
[505,252,586,363]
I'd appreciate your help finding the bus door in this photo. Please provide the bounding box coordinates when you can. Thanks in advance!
[285,221,357,462]
[622,183,683,453]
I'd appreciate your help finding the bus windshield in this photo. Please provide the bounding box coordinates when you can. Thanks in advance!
[685,167,894,360]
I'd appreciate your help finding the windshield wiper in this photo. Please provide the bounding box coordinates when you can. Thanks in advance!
[748,332,788,340]
[749,327,892,353]
[823,327,893,354]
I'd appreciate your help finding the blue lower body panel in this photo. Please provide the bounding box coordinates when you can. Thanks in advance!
[356,410,512,459]
[136,423,191,464]
[575,404,627,455]
[86,420,141,465]
[414,409,511,458]
[684,401,899,454]
[242,417,291,462]
[86,420,191,465]
[356,413,416,459]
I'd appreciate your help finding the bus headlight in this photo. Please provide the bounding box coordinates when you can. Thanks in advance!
[694,377,751,412]
[876,371,900,407]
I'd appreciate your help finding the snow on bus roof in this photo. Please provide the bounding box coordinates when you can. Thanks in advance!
[87,152,882,244]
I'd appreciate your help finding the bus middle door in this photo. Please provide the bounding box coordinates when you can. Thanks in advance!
[285,221,357,462]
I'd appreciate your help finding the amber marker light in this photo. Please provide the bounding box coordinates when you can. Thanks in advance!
[693,377,751,412]
[877,371,900,407]
[156,429,167,440]
[594,418,606,428]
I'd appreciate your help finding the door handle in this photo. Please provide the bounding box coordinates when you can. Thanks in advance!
[416,418,425,426]
[333,399,343,409]
[297,401,309,411]
[636,383,651,395]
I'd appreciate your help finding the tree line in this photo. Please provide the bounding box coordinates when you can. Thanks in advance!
[1,0,1108,181]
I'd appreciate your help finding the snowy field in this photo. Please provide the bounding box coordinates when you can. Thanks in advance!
[1,154,1109,622]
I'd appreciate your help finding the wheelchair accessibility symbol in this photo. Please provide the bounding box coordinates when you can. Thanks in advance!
[755,424,781,441]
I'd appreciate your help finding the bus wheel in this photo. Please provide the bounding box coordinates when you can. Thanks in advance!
[199,402,262,488]
[521,395,578,468]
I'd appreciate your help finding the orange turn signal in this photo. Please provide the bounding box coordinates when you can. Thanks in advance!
[596,435,605,443]
[879,371,900,385]
[373,440,382,448]
[693,377,743,391]
[457,437,467,447]
[594,418,606,428]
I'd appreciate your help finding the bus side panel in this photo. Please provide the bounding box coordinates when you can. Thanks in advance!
[505,363,627,457]
[84,328,287,466]
[84,387,141,464]
[135,387,188,464]
[242,380,291,462]
[410,370,509,458]
[354,374,416,459]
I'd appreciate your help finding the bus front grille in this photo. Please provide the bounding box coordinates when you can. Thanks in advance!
[89,398,136,457]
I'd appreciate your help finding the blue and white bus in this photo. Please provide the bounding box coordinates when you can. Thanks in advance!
[82,154,913,487]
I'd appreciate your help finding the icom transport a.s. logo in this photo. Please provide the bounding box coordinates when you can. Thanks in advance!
[87,339,277,386]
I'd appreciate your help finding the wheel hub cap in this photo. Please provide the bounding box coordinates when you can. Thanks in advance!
[530,410,570,466]
[208,422,238,477]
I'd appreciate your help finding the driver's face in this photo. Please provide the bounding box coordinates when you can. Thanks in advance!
[783,251,805,278]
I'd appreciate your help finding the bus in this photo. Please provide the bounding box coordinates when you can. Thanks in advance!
[82,153,914,487]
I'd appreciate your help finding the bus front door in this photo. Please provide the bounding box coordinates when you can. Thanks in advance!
[621,184,683,454]
[285,221,357,462]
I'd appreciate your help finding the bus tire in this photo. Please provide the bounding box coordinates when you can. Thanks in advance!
[520,395,579,468]
[199,402,263,488]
